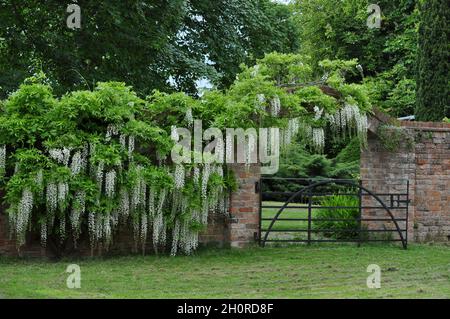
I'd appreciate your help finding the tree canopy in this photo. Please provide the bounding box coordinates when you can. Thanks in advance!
[293,0,420,117]
[0,0,299,98]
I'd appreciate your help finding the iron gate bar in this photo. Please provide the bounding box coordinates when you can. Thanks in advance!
[406,180,410,245]
[261,218,407,222]
[258,177,263,246]
[261,229,406,233]
[260,179,409,249]
[264,239,405,243]
[262,205,408,209]
[357,180,363,247]
[262,177,408,181]
[262,192,409,196]
[307,190,312,245]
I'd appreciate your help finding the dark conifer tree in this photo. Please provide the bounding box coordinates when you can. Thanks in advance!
[415,0,450,121]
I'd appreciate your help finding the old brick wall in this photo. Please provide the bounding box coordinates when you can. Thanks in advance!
[227,164,261,248]
[361,121,450,242]
[198,214,230,248]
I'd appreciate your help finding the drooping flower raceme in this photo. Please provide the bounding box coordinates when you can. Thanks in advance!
[62,148,71,166]
[153,188,167,249]
[70,151,83,176]
[128,136,135,159]
[270,96,281,117]
[281,118,300,147]
[193,166,200,185]
[71,190,86,245]
[311,127,325,153]
[46,182,58,219]
[314,106,324,121]
[174,164,185,189]
[148,188,156,220]
[96,162,104,193]
[49,149,64,164]
[201,164,211,223]
[16,189,34,247]
[0,145,6,176]
[120,135,127,151]
[119,188,130,219]
[328,103,368,144]
[105,170,116,198]
[106,125,119,142]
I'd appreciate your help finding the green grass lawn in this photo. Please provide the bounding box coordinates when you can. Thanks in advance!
[0,244,448,299]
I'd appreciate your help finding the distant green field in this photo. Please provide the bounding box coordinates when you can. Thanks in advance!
[261,201,317,230]
[261,201,321,241]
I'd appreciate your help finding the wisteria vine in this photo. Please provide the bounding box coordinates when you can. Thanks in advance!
[0,53,371,255]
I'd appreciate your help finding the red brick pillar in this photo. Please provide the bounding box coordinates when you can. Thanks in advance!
[228,164,261,248]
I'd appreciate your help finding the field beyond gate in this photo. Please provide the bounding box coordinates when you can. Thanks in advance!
[259,178,410,248]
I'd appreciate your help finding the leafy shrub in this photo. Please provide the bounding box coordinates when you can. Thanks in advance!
[314,195,359,239]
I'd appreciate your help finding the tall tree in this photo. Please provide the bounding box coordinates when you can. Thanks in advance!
[0,1,186,97]
[293,0,420,117]
[415,0,450,121]
[173,0,300,92]
[0,0,299,98]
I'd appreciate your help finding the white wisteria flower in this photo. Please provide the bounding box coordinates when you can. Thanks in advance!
[0,145,6,175]
[256,93,266,111]
[16,189,34,246]
[174,164,185,189]
[128,136,135,159]
[46,182,58,214]
[105,170,117,198]
[314,106,324,121]
[119,134,127,151]
[311,127,325,152]
[106,124,119,141]
[270,95,281,117]
[58,182,69,208]
[119,188,130,219]
[96,162,104,192]
[70,151,83,176]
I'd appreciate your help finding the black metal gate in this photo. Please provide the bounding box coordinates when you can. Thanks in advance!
[258,178,410,249]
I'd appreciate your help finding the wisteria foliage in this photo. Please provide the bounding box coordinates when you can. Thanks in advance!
[0,53,371,255]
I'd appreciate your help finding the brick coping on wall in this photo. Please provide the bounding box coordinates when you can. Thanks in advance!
[400,121,450,132]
